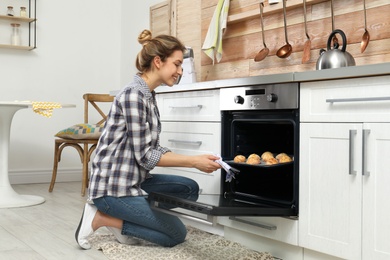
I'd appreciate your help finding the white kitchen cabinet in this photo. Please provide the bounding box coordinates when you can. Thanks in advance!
[299,76,390,260]
[154,121,221,194]
[219,216,299,246]
[153,89,221,195]
[156,89,220,122]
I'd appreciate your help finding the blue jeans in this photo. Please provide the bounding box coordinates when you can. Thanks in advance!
[93,174,199,247]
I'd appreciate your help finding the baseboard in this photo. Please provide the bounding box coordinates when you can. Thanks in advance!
[9,168,82,185]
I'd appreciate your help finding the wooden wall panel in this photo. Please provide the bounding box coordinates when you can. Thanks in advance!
[176,0,202,82]
[200,0,390,81]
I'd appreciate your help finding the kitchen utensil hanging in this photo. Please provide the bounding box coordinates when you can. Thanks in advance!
[360,0,370,53]
[330,0,338,45]
[254,2,269,62]
[302,0,311,63]
[276,0,292,59]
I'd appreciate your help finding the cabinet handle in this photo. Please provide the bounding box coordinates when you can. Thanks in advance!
[326,96,390,103]
[169,105,203,109]
[362,129,370,176]
[349,130,357,175]
[168,139,202,146]
[229,216,277,230]
[151,203,217,226]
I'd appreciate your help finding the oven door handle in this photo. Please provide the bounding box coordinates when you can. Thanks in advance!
[229,216,277,230]
[150,202,217,226]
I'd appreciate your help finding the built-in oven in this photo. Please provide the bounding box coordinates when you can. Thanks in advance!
[149,82,299,221]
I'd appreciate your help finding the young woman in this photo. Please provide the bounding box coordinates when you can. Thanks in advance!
[75,29,221,250]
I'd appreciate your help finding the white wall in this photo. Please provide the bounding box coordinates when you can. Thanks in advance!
[0,0,162,184]
[119,0,163,86]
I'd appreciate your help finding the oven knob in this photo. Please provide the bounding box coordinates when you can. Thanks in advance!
[234,95,245,104]
[266,93,278,102]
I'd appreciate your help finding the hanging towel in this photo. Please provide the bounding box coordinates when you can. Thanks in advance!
[202,0,230,64]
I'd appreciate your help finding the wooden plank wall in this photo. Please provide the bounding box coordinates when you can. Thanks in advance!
[175,0,202,82]
[199,0,390,81]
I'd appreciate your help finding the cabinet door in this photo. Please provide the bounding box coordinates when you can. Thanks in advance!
[299,123,362,260]
[150,1,172,36]
[363,123,390,260]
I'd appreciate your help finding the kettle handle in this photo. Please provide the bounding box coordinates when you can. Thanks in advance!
[327,29,347,52]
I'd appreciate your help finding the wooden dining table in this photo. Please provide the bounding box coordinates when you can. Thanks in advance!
[0,101,75,208]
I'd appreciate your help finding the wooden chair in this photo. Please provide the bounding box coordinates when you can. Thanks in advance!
[48,93,114,196]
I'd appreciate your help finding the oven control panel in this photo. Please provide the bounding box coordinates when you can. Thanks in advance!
[220,83,299,110]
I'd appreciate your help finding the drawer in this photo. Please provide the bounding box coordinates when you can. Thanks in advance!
[157,89,220,122]
[156,121,221,193]
[151,166,221,195]
[159,121,221,155]
[300,75,390,122]
[218,216,298,246]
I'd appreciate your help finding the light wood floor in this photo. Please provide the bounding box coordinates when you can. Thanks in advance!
[0,182,109,260]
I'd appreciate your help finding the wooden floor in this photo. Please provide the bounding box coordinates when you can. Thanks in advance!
[0,182,109,260]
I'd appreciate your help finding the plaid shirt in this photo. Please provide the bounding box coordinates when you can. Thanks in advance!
[88,75,170,199]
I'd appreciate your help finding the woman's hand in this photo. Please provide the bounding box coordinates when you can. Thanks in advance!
[158,152,221,173]
[192,154,222,174]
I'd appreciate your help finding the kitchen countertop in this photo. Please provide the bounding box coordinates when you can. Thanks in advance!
[156,62,390,93]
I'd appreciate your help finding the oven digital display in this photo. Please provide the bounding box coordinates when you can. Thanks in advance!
[246,89,265,96]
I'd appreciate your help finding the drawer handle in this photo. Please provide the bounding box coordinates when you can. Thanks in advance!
[349,130,357,175]
[229,216,277,230]
[169,105,203,109]
[362,129,370,176]
[151,203,217,226]
[326,96,390,103]
[168,139,202,146]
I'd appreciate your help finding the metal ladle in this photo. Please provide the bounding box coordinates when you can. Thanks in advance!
[277,0,292,59]
[361,0,370,53]
[254,2,269,62]
[302,0,311,63]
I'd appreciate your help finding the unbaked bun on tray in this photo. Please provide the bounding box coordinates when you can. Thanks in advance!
[233,155,246,163]
[246,154,261,165]
[261,151,274,162]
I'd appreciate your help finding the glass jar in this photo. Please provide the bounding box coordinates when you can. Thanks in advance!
[11,23,21,46]
[7,6,14,16]
[20,7,27,18]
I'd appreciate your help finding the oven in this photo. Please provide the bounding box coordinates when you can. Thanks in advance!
[149,82,299,221]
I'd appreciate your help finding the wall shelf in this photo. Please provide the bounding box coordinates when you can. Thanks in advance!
[0,43,35,50]
[0,0,37,50]
[227,0,329,24]
[0,14,36,23]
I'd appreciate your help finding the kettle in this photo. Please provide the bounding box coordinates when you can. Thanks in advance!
[316,29,356,70]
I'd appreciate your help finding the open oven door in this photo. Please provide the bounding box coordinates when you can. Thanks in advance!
[148,163,298,225]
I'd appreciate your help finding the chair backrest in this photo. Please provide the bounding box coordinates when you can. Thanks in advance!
[83,93,114,125]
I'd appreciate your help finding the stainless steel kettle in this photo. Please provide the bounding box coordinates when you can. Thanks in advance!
[316,29,356,70]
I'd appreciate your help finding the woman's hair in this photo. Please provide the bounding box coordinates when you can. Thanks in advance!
[136,29,186,74]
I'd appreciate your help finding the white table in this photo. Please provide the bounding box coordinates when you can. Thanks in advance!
[0,101,74,208]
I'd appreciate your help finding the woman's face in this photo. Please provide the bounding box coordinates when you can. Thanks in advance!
[159,50,183,86]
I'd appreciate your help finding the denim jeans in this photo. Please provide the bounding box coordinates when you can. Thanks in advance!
[93,174,199,247]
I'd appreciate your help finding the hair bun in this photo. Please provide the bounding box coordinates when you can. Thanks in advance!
[138,29,152,46]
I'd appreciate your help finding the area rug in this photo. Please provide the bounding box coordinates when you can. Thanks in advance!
[89,226,274,260]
